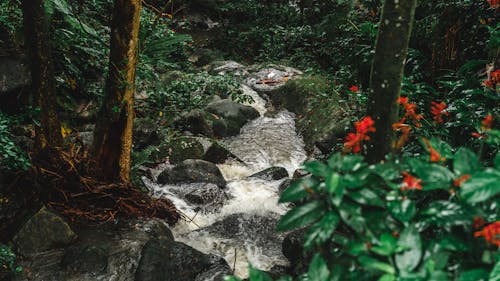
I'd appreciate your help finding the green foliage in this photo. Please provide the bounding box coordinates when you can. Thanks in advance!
[0,113,30,171]
[233,139,500,280]
[0,244,22,274]
[144,71,252,118]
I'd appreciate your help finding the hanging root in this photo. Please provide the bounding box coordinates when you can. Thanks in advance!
[28,144,180,225]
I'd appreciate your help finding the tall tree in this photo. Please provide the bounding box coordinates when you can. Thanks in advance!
[366,0,418,163]
[21,0,63,148]
[93,0,141,182]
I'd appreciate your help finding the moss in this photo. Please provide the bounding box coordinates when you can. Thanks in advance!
[168,136,205,164]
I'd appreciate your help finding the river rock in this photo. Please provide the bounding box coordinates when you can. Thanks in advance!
[13,206,77,256]
[195,213,284,257]
[282,229,305,264]
[168,136,205,164]
[173,109,215,137]
[202,141,235,164]
[185,183,226,212]
[194,254,232,281]
[133,118,162,150]
[249,167,289,181]
[0,56,31,113]
[278,179,292,195]
[205,99,259,137]
[208,60,248,76]
[135,238,222,281]
[246,65,302,96]
[293,169,310,179]
[157,159,226,188]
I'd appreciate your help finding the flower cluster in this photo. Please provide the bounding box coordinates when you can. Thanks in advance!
[487,0,499,9]
[343,116,376,154]
[400,172,422,191]
[392,97,423,149]
[430,101,449,124]
[422,138,445,162]
[475,221,500,247]
[483,69,500,89]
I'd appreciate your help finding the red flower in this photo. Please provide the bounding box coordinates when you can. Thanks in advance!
[487,0,499,9]
[483,69,500,89]
[392,122,411,150]
[343,116,376,154]
[430,101,449,124]
[401,172,422,191]
[398,96,423,128]
[453,174,471,187]
[349,85,359,93]
[422,138,444,162]
[482,115,493,130]
[475,221,500,247]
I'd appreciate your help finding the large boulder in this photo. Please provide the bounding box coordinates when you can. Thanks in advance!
[0,56,31,113]
[205,99,259,137]
[249,167,289,181]
[208,60,248,76]
[135,239,229,281]
[246,65,302,96]
[157,159,226,188]
[202,140,236,164]
[13,206,77,256]
[168,136,205,164]
[173,109,215,137]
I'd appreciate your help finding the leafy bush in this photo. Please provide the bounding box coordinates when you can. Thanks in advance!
[0,113,30,171]
[0,244,22,274]
[228,140,500,280]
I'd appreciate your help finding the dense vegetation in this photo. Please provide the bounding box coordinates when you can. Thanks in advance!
[0,0,499,280]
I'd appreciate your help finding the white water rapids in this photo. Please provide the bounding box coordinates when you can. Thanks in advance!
[146,86,307,278]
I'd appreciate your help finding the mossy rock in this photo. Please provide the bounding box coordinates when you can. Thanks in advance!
[168,136,205,164]
[267,75,331,115]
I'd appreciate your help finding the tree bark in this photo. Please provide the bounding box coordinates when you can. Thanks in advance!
[21,0,62,148]
[93,0,141,183]
[366,0,417,163]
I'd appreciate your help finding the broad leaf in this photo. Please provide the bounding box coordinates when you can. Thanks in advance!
[277,201,326,231]
[387,192,416,223]
[349,188,384,207]
[490,260,500,281]
[396,225,422,273]
[248,266,274,281]
[454,148,481,175]
[304,211,340,249]
[308,254,330,281]
[461,169,500,204]
[279,177,318,203]
[304,161,331,177]
[358,256,395,274]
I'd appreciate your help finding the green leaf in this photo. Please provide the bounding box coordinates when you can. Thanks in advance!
[378,274,395,281]
[457,269,489,281]
[461,169,500,204]
[358,256,395,274]
[495,152,500,169]
[304,161,331,177]
[279,177,318,203]
[277,201,326,231]
[490,259,500,281]
[373,162,400,181]
[349,188,384,207]
[454,148,481,175]
[326,173,340,194]
[420,201,472,227]
[224,276,243,281]
[371,233,398,256]
[304,211,340,249]
[387,192,416,223]
[396,225,422,273]
[248,266,274,281]
[410,160,453,190]
[308,254,330,281]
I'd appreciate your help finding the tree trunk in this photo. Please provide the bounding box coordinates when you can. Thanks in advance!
[21,0,62,148]
[366,0,417,163]
[93,0,141,183]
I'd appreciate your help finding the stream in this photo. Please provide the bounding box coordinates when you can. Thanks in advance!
[146,85,308,278]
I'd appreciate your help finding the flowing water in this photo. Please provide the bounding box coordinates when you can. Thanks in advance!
[146,86,307,278]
